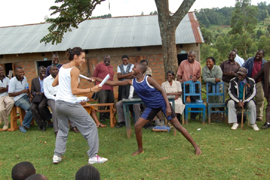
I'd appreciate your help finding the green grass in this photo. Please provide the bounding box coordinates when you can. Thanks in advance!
[1,118,270,180]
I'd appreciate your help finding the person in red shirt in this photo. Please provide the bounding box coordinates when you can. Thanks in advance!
[93,55,115,122]
[242,50,267,121]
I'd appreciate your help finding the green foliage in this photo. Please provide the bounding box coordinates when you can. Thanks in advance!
[199,1,270,62]
[229,33,253,59]
[149,10,158,15]
[200,44,218,64]
[267,24,270,33]
[257,1,269,20]
[200,27,213,44]
[91,13,112,18]
[40,0,105,45]
[230,0,258,35]
[215,35,232,63]
[256,29,263,39]
[196,7,234,27]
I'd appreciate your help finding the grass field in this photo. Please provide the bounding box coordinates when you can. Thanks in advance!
[1,117,270,180]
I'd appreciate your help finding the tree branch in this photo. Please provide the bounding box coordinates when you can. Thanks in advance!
[171,0,196,27]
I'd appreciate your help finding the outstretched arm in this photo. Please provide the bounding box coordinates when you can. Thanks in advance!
[93,77,132,86]
[148,77,171,116]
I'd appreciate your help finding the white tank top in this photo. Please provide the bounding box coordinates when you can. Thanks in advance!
[56,66,77,103]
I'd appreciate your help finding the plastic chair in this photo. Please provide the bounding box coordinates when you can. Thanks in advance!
[206,82,227,124]
[183,81,206,124]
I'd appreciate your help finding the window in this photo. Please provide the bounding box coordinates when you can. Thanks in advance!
[36,60,52,71]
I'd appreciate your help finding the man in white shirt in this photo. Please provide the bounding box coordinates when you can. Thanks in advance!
[44,65,78,136]
[233,49,245,66]
[8,66,33,133]
[117,55,134,101]
[0,66,14,130]
[44,65,59,135]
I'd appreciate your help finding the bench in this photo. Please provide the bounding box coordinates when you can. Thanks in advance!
[0,106,34,131]
[83,103,116,127]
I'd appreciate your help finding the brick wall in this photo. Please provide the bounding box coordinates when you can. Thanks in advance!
[0,44,200,100]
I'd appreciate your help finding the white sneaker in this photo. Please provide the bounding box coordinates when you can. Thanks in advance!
[88,155,108,164]
[231,123,239,130]
[52,155,62,164]
[251,124,260,131]
[3,125,8,131]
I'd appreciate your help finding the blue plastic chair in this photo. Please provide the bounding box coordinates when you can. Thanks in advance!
[183,81,206,124]
[206,82,227,124]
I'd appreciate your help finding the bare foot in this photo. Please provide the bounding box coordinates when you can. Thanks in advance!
[195,146,202,156]
[97,123,107,128]
[131,149,144,156]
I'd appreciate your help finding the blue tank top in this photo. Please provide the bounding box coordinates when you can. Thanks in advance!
[132,76,165,108]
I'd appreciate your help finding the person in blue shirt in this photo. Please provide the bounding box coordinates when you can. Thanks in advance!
[94,63,201,156]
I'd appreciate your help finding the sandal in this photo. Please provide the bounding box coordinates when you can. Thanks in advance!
[97,123,106,128]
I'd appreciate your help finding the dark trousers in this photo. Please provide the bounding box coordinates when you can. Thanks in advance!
[182,84,200,119]
[266,88,270,123]
[31,96,49,127]
[97,90,115,120]
[118,85,130,101]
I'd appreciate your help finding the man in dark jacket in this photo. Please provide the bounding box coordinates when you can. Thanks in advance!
[117,55,134,101]
[30,66,50,131]
[227,67,259,131]
[242,50,267,121]
[253,61,270,129]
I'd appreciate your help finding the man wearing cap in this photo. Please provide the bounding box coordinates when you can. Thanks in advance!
[227,67,259,131]
[253,61,270,129]
[242,49,267,121]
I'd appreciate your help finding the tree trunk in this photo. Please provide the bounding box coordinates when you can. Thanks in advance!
[155,0,196,76]
[160,26,178,74]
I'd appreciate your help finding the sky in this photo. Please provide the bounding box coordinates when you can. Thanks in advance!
[0,0,270,27]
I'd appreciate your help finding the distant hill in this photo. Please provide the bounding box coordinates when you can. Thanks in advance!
[195,2,270,28]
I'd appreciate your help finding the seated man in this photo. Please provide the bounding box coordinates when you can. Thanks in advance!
[0,66,14,130]
[227,67,259,131]
[11,161,36,180]
[8,66,33,133]
[116,85,140,128]
[30,66,50,131]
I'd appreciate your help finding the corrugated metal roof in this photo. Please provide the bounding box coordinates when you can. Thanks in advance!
[0,12,204,55]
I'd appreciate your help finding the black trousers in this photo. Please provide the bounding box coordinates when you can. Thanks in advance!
[31,96,50,127]
[97,90,115,120]
[118,85,130,101]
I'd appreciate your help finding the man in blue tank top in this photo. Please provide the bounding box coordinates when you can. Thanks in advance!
[94,63,201,156]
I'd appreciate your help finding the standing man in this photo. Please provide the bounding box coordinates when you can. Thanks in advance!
[220,51,240,98]
[242,49,267,121]
[8,66,33,133]
[46,54,62,77]
[30,66,49,131]
[44,65,59,135]
[0,66,14,130]
[177,51,201,121]
[232,49,245,66]
[253,61,270,128]
[227,67,259,131]
[93,55,114,122]
[117,55,134,101]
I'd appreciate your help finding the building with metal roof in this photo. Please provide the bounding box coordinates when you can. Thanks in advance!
[0,12,203,55]
[0,12,203,98]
